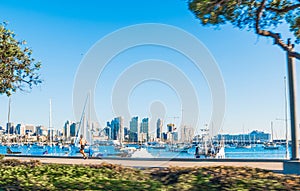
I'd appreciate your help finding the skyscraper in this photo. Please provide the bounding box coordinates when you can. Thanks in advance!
[64,120,71,140]
[129,117,139,143]
[15,124,25,135]
[180,125,195,143]
[140,118,149,142]
[167,123,175,132]
[70,122,78,137]
[109,117,123,141]
[140,118,149,134]
[156,118,163,139]
[6,122,14,134]
[130,116,139,133]
[116,116,124,143]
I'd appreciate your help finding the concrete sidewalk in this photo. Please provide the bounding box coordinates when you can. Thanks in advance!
[4,156,284,172]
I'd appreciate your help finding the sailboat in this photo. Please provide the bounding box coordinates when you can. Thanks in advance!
[74,93,94,156]
[264,122,279,150]
[194,128,225,159]
[235,128,251,149]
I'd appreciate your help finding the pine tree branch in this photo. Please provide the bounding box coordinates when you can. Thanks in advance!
[256,0,300,60]
[266,3,300,13]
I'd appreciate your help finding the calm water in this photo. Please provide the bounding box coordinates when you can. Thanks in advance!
[0,144,297,159]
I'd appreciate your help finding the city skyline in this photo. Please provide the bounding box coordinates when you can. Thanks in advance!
[0,1,299,139]
[0,115,274,139]
[0,117,273,145]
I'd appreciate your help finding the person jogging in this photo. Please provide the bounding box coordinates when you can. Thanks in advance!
[79,135,88,159]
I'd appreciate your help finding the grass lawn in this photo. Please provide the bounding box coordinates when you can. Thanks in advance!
[0,158,299,190]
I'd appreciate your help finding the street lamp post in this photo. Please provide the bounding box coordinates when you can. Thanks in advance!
[284,76,290,159]
[287,42,299,160]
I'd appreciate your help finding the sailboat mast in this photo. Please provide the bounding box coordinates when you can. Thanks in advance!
[49,99,52,144]
[89,91,92,144]
[7,97,11,124]
[271,121,274,142]
[7,97,11,142]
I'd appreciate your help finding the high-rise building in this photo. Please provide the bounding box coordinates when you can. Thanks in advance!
[180,125,195,143]
[70,122,78,137]
[36,125,47,136]
[156,118,163,139]
[140,118,149,134]
[109,117,123,141]
[173,132,179,142]
[103,126,112,140]
[64,120,71,140]
[140,118,149,142]
[6,122,14,134]
[167,123,175,132]
[25,124,35,135]
[130,117,139,133]
[116,116,124,143]
[15,124,25,135]
[129,117,139,142]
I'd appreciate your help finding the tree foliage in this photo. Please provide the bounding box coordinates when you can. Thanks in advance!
[0,22,41,96]
[188,0,300,59]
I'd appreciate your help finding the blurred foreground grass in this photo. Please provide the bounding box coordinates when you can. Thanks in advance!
[0,158,299,190]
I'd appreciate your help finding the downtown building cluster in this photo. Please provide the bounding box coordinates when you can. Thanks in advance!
[0,122,61,143]
[101,116,195,144]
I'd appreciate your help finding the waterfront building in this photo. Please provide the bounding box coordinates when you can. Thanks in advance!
[180,125,194,143]
[129,117,139,142]
[162,132,167,141]
[62,121,77,141]
[6,122,14,134]
[129,131,138,142]
[140,118,149,142]
[130,117,139,133]
[167,123,175,132]
[103,125,112,140]
[139,132,148,143]
[70,122,78,137]
[156,118,163,139]
[249,130,271,142]
[116,116,124,143]
[173,132,179,142]
[15,124,25,135]
[25,124,35,135]
[107,117,123,141]
[63,120,71,140]
[36,125,47,136]
[124,127,129,139]
[217,130,271,143]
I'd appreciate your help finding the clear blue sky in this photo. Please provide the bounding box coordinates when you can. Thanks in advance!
[0,0,299,138]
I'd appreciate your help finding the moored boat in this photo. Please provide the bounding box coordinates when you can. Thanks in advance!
[263,142,279,150]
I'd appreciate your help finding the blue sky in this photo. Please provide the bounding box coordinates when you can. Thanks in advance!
[0,0,299,138]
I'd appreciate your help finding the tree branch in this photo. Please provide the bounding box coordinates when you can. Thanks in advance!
[266,3,300,13]
[256,0,300,60]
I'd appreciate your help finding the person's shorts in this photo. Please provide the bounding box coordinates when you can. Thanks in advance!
[80,145,85,151]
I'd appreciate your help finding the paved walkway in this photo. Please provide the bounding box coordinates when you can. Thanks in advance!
[5,156,283,172]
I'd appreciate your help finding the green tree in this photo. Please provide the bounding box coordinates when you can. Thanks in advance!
[188,0,300,59]
[0,22,41,96]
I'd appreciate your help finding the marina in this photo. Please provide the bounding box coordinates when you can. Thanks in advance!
[0,142,296,159]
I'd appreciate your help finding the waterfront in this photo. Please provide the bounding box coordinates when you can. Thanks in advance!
[0,143,297,159]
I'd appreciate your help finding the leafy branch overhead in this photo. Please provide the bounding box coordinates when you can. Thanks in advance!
[188,0,300,59]
[0,22,42,96]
